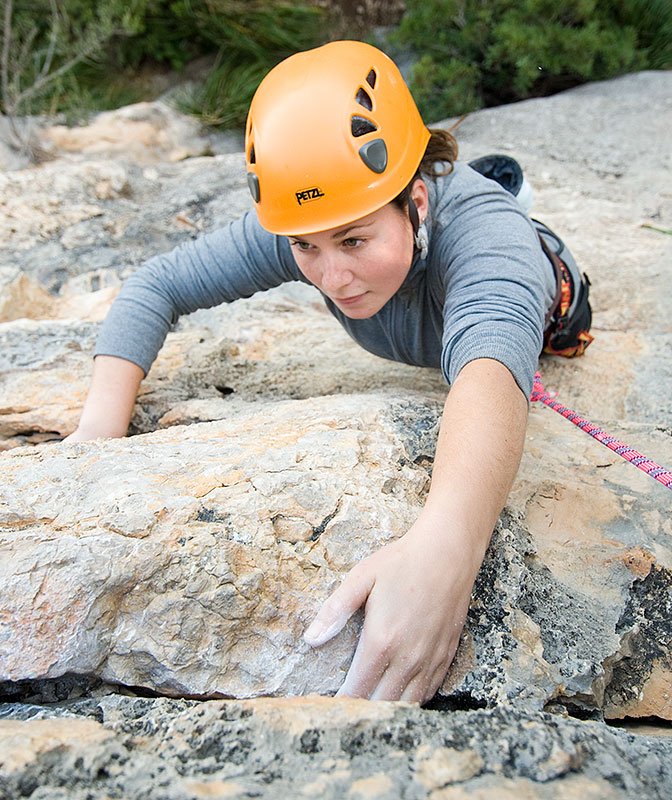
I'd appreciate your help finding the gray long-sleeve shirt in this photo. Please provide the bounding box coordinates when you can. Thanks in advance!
[95,162,556,398]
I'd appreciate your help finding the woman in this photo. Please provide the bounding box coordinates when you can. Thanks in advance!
[67,41,592,703]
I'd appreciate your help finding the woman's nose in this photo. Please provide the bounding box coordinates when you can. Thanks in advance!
[320,252,354,293]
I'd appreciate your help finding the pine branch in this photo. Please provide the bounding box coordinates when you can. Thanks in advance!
[39,0,60,82]
[15,27,117,108]
[1,0,13,113]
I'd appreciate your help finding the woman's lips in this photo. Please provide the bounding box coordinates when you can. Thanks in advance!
[334,292,367,305]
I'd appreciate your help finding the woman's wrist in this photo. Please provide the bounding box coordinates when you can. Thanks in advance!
[407,500,493,576]
[69,355,145,441]
[71,414,128,440]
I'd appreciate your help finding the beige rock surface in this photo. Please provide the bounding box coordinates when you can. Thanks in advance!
[1,72,671,742]
[0,718,112,775]
[44,101,228,164]
[0,393,436,696]
[0,695,669,798]
[0,284,446,449]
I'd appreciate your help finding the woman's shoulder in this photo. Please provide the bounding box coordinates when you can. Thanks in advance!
[428,160,519,210]
[424,159,547,276]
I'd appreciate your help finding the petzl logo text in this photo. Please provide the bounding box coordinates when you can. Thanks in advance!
[295,187,325,205]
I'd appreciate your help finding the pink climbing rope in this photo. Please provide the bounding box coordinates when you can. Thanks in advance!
[531,371,672,491]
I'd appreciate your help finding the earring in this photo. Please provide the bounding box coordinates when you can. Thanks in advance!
[414,219,429,259]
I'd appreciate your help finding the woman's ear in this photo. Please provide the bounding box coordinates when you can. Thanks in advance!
[410,178,429,222]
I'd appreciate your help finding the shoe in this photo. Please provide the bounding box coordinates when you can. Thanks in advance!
[468,154,533,215]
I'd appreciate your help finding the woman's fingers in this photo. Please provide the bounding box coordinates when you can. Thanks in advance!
[337,607,432,701]
[338,610,460,702]
[421,663,451,705]
[336,622,393,699]
[398,671,429,703]
[341,644,445,703]
[303,563,374,647]
[349,636,453,703]
[371,663,425,702]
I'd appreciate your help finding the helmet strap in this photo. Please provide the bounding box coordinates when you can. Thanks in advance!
[408,196,429,259]
[408,197,420,235]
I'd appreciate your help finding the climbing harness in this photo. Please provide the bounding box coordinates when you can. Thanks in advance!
[530,220,664,489]
[531,372,672,491]
[534,220,594,358]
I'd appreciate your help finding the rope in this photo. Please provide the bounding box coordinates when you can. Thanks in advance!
[531,371,672,491]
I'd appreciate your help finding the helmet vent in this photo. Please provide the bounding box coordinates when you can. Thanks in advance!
[248,144,256,164]
[355,87,373,111]
[247,173,260,203]
[366,69,376,89]
[351,115,377,137]
[359,139,387,173]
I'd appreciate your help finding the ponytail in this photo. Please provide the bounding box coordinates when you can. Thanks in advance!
[392,128,458,211]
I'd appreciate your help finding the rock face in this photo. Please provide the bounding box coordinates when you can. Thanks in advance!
[1,695,672,800]
[43,101,242,165]
[1,392,438,698]
[1,393,670,720]
[2,73,672,795]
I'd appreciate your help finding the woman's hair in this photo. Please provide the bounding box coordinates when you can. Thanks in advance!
[392,128,458,212]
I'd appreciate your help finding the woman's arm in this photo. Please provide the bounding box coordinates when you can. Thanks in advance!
[304,357,528,702]
[66,214,304,442]
[93,214,303,379]
[65,355,144,441]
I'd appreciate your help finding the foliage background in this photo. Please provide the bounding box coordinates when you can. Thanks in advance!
[1,0,670,131]
[392,0,672,121]
[1,0,326,127]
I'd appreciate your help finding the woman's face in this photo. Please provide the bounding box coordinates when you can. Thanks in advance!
[288,180,428,319]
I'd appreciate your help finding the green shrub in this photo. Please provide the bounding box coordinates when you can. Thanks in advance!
[409,56,481,121]
[1,0,325,125]
[173,55,269,128]
[1,0,146,120]
[168,0,325,128]
[603,0,672,70]
[392,0,671,122]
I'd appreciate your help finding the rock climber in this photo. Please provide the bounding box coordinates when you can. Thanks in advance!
[67,40,593,703]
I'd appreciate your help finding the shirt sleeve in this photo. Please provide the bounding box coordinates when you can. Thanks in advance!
[435,171,550,400]
[94,211,303,374]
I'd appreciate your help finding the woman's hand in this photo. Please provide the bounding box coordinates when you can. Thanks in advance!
[304,358,529,702]
[63,427,95,443]
[304,507,480,702]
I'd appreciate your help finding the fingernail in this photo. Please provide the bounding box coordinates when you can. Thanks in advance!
[304,618,343,647]
[303,620,326,646]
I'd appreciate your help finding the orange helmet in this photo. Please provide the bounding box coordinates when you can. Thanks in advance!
[245,40,430,235]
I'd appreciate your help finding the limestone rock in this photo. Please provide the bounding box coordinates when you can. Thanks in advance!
[1,386,670,716]
[0,392,437,697]
[0,269,117,324]
[0,695,670,798]
[0,718,112,775]
[43,101,242,164]
[2,69,672,796]
[0,152,251,293]
[0,284,445,449]
[0,271,55,323]
[0,320,99,447]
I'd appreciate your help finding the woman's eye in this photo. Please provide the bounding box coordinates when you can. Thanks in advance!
[343,238,362,248]
[291,240,313,251]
